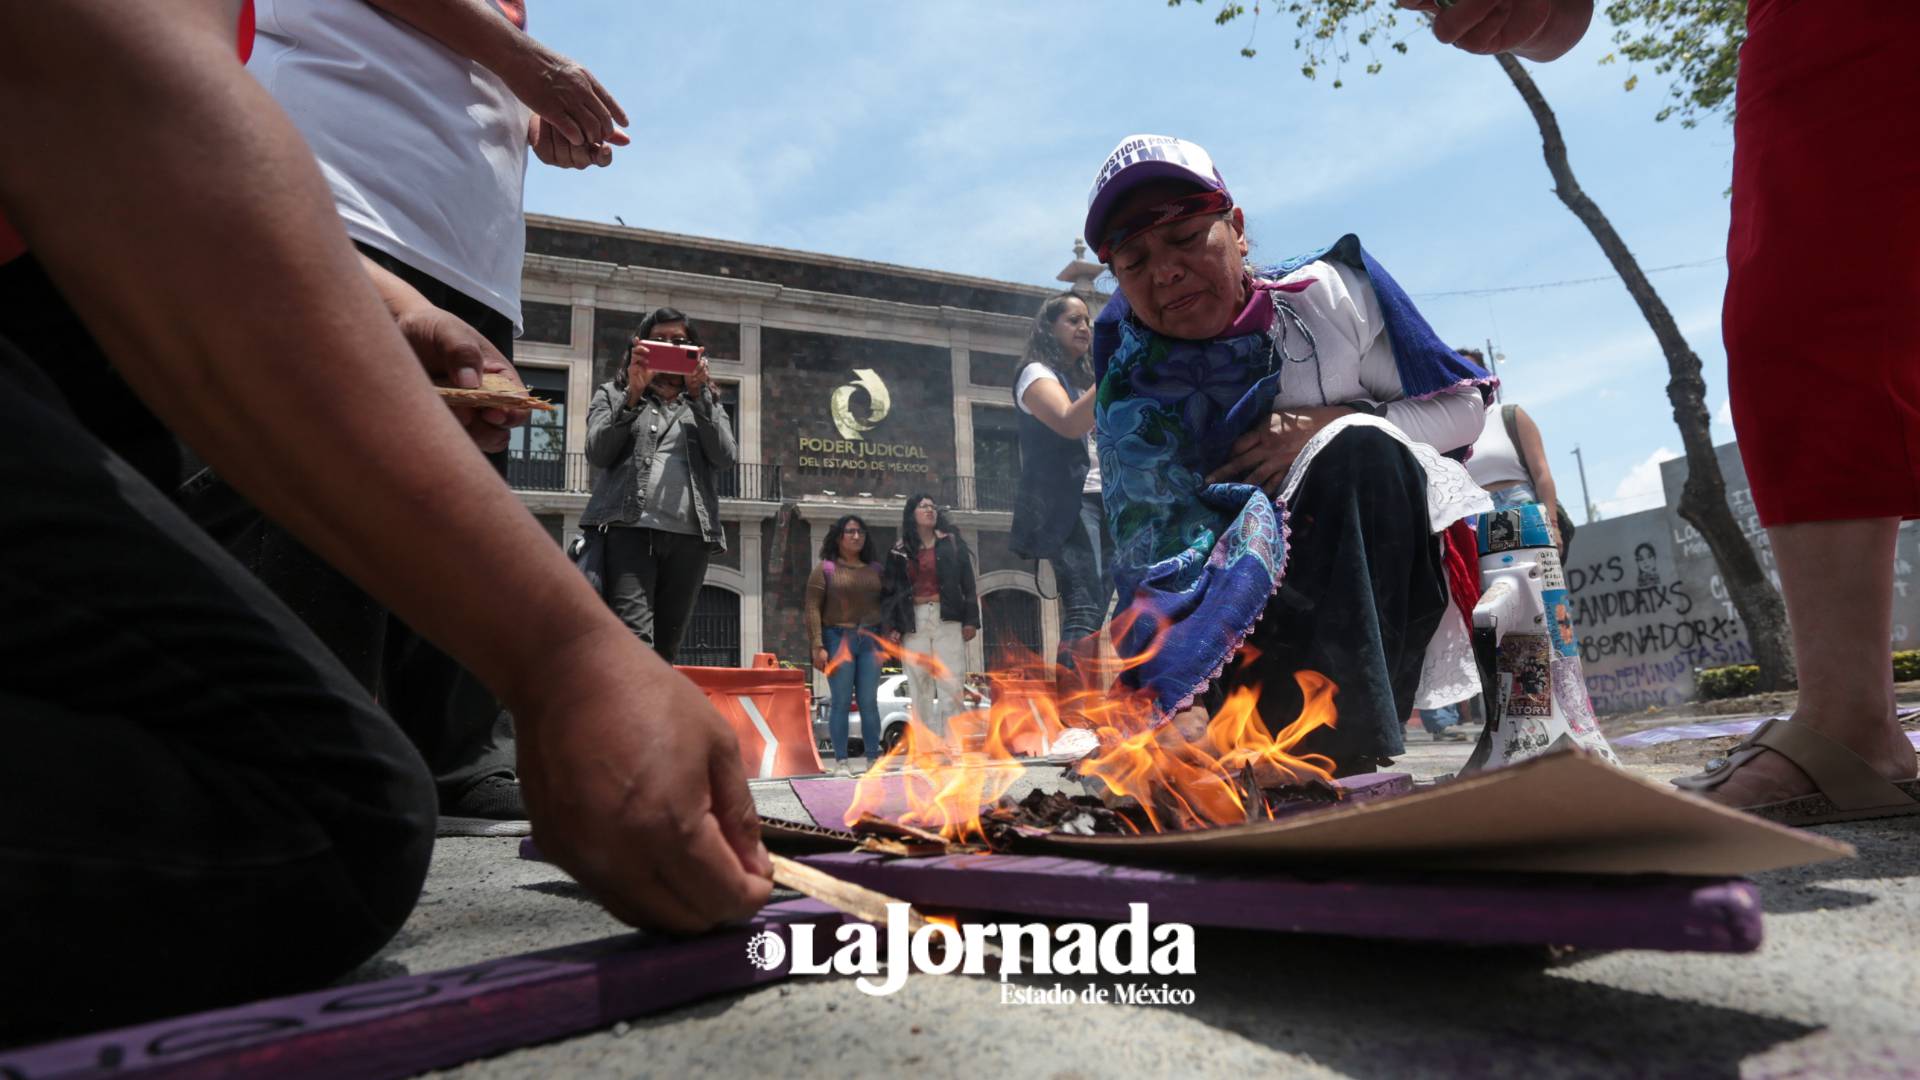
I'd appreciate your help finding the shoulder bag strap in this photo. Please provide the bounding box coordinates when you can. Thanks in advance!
[1501,404,1537,487]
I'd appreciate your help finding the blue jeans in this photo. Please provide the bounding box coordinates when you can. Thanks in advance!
[1418,703,1461,734]
[824,626,883,761]
[1050,492,1116,664]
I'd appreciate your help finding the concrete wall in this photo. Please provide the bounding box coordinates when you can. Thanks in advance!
[1569,442,1920,713]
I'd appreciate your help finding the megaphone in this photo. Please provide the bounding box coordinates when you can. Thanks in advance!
[1461,501,1619,773]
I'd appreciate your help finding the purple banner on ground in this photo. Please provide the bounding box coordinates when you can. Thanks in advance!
[0,900,844,1080]
[1614,713,1920,751]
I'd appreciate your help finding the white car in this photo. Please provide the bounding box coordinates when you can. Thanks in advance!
[811,674,988,757]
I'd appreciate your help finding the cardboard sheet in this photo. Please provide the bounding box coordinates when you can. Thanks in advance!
[1024,751,1852,877]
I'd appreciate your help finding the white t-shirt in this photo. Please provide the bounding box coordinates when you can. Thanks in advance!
[249,0,533,330]
[1015,363,1102,494]
[1269,261,1484,454]
[1465,405,1533,488]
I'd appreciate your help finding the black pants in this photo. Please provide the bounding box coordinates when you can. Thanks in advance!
[604,526,710,662]
[1206,426,1450,769]
[180,247,518,805]
[0,335,435,1042]
[0,249,518,805]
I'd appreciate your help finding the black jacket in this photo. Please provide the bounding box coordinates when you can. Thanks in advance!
[1009,362,1095,559]
[879,532,979,635]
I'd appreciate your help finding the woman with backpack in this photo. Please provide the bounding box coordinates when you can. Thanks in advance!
[805,515,885,776]
[1009,292,1114,705]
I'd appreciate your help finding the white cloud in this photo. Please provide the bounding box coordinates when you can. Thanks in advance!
[1711,397,1734,440]
[1606,447,1681,515]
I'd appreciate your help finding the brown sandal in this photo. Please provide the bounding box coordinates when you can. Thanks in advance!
[1672,717,1920,826]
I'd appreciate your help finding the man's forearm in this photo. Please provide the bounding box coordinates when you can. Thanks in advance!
[0,0,615,711]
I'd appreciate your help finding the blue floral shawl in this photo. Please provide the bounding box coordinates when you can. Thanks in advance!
[1093,235,1493,719]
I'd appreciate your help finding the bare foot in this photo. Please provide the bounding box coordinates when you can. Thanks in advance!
[1695,707,1918,810]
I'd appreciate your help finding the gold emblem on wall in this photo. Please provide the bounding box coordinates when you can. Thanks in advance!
[830,368,891,441]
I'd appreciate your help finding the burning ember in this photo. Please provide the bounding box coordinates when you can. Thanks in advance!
[843,619,1342,848]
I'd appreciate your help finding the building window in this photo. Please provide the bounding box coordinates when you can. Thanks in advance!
[507,366,571,490]
[522,300,573,346]
[969,404,1021,513]
[981,589,1043,671]
[970,351,1022,389]
[679,585,742,668]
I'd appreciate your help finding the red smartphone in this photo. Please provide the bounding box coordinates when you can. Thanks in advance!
[639,339,703,375]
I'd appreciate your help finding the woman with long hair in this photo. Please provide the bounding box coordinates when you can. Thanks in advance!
[1010,292,1112,701]
[879,494,979,746]
[806,514,884,775]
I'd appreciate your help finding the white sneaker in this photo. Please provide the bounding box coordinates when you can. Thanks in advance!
[833,760,854,777]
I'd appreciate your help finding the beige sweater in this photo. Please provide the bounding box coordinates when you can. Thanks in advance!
[805,560,884,653]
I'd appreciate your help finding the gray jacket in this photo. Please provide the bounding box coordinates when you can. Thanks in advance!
[581,380,737,550]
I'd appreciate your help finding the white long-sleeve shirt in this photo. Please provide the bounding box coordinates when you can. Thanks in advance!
[1269,260,1485,453]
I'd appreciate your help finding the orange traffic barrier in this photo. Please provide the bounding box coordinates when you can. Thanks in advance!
[679,665,822,779]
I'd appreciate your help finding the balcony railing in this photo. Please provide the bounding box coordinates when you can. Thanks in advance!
[939,474,1018,514]
[506,452,783,501]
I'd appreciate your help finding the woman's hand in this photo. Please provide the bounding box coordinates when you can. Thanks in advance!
[624,341,651,407]
[1205,405,1351,495]
[961,625,977,643]
[685,357,712,396]
[813,646,830,670]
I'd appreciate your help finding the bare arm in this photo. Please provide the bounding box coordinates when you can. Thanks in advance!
[0,0,766,932]
[1020,374,1096,440]
[362,0,628,147]
[1513,406,1559,513]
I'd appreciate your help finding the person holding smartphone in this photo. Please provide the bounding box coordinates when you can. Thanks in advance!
[581,307,737,661]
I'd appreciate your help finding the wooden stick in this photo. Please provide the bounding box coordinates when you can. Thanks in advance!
[769,853,937,934]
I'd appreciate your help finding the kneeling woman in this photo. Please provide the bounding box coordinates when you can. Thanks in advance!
[879,494,980,745]
[1084,136,1493,773]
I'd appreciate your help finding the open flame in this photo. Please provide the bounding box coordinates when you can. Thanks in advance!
[842,614,1338,844]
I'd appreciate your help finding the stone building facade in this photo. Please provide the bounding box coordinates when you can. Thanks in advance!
[506,213,1102,683]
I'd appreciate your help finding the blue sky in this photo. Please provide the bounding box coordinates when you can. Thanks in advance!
[523,1,1739,517]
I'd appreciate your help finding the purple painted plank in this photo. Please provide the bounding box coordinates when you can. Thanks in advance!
[790,771,1412,834]
[798,851,1763,955]
[0,900,844,1080]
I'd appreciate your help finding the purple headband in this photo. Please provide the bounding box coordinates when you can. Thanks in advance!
[1096,188,1235,263]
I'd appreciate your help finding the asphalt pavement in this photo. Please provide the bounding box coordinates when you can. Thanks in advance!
[361,722,1920,1079]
